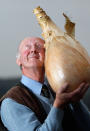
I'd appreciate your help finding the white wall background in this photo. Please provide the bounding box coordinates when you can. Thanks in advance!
[0,0,90,78]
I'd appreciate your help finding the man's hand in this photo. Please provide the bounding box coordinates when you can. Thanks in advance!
[53,82,89,109]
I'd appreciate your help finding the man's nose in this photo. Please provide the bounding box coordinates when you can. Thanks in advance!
[30,46,37,53]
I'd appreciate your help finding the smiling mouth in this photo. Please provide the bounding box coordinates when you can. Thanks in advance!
[28,56,39,60]
[30,57,38,59]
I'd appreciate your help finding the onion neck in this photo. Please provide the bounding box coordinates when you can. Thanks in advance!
[33,6,64,42]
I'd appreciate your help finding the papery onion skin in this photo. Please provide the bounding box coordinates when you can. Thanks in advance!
[45,37,90,92]
[33,6,90,92]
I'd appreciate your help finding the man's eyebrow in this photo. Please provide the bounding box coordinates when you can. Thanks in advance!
[25,44,30,47]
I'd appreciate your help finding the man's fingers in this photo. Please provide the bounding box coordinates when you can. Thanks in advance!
[69,82,86,96]
[79,83,90,98]
[60,83,69,93]
[68,82,90,102]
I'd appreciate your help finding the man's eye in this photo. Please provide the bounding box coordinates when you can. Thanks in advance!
[24,47,29,51]
[25,45,30,50]
[36,44,43,50]
[36,45,41,49]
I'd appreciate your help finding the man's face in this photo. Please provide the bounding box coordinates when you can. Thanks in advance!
[18,37,45,70]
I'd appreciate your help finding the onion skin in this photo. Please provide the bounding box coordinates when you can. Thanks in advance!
[33,6,90,92]
[45,37,90,92]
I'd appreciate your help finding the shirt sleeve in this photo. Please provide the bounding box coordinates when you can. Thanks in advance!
[1,98,64,131]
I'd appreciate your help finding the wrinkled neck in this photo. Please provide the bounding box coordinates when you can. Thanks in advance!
[22,66,45,83]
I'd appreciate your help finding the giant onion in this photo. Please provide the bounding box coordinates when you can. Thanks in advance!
[33,6,90,92]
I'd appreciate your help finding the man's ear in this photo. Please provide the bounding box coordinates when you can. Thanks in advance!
[16,57,21,66]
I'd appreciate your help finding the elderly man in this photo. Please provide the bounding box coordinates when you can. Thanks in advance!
[0,37,90,131]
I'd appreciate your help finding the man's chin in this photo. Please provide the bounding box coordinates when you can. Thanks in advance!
[28,58,39,62]
[28,57,39,60]
[28,61,43,66]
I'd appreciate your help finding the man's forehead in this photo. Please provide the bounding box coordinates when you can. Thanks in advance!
[19,37,45,49]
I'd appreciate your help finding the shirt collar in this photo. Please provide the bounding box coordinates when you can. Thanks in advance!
[20,75,43,95]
